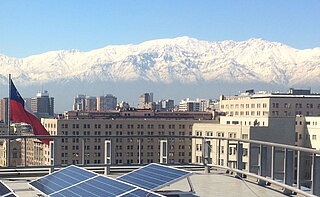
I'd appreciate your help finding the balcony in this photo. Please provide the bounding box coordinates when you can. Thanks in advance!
[0,135,319,197]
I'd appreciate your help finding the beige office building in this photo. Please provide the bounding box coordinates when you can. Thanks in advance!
[192,117,296,176]
[41,111,217,166]
[219,89,320,118]
[0,140,22,167]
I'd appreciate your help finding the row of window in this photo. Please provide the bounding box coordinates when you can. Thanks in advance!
[195,131,237,138]
[221,103,268,109]
[280,103,320,109]
[221,102,320,110]
[226,111,269,116]
[296,133,318,141]
[61,130,192,136]
[60,123,191,130]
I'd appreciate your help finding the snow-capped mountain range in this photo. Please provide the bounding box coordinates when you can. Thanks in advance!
[1,36,320,86]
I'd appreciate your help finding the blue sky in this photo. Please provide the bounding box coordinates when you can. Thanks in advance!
[1,0,319,58]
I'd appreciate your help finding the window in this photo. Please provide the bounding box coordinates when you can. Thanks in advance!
[312,135,317,140]
[242,134,248,139]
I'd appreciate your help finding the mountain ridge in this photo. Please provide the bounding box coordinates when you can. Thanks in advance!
[1,36,320,86]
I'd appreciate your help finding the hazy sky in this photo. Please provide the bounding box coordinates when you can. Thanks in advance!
[1,0,320,58]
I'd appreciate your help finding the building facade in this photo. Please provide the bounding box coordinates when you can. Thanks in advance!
[84,96,97,111]
[31,91,54,119]
[73,94,86,111]
[42,118,215,166]
[0,98,8,123]
[138,93,154,109]
[219,89,320,118]
[192,117,296,177]
[97,94,117,111]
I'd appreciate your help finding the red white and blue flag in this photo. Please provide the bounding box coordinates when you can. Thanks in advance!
[10,79,52,145]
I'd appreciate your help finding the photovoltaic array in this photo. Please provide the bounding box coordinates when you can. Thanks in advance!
[29,165,96,195]
[29,165,165,197]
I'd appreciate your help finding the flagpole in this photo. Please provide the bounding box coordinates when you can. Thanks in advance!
[7,74,11,166]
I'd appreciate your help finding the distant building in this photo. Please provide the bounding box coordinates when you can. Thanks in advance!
[219,88,320,117]
[41,110,217,166]
[0,98,8,123]
[157,99,174,111]
[73,94,86,111]
[179,98,215,112]
[97,94,117,111]
[179,98,200,112]
[0,140,22,167]
[84,96,97,111]
[138,93,153,109]
[31,91,54,119]
[117,101,130,111]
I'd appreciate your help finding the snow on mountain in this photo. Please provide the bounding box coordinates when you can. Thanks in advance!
[1,36,319,86]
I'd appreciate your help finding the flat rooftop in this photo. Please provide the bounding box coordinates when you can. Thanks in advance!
[1,170,288,197]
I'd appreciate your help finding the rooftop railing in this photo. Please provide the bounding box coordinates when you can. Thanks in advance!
[0,135,319,197]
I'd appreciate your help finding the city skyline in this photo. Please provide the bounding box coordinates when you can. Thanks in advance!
[1,1,319,58]
[1,1,320,196]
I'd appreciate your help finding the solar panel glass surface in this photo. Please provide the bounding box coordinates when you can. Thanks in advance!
[50,176,137,197]
[0,181,12,196]
[30,165,96,195]
[117,164,191,190]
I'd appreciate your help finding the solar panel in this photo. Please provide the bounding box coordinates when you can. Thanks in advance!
[50,175,136,197]
[0,181,17,197]
[29,165,97,195]
[117,163,191,191]
[30,165,165,197]
[119,188,164,197]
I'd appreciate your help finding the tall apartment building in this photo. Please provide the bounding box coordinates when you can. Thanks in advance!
[40,110,217,166]
[97,94,117,111]
[138,93,153,109]
[73,95,86,111]
[157,99,174,111]
[84,96,97,111]
[31,91,54,119]
[179,99,200,112]
[219,89,320,118]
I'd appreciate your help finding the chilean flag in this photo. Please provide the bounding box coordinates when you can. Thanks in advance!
[10,79,52,145]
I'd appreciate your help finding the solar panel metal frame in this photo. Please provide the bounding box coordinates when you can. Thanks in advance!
[117,163,192,191]
[0,180,18,197]
[118,187,164,197]
[29,165,98,196]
